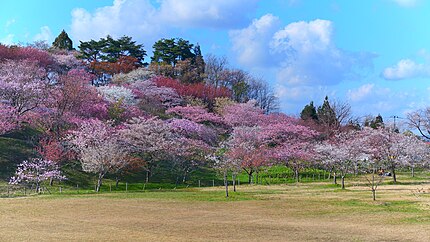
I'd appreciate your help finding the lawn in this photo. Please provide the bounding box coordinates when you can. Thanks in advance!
[0,181,429,241]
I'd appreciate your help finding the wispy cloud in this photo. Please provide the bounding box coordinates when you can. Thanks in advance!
[34,26,52,42]
[391,0,419,7]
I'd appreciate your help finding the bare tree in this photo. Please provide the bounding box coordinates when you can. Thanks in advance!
[247,77,279,114]
[407,108,430,139]
[205,54,228,88]
[331,99,353,128]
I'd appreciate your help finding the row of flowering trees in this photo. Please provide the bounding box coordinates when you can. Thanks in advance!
[1,44,429,198]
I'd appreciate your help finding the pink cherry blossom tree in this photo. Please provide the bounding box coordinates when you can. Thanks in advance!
[316,130,364,188]
[167,118,216,183]
[9,158,66,193]
[395,133,429,177]
[120,116,177,183]
[262,114,318,183]
[167,105,224,125]
[221,100,264,127]
[225,126,269,184]
[68,119,129,192]
[0,60,48,116]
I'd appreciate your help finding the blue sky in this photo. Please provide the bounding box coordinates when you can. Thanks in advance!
[1,0,430,123]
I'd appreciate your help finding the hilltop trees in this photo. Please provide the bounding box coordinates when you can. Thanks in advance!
[78,35,146,79]
[300,101,318,121]
[52,30,73,50]
[150,38,205,83]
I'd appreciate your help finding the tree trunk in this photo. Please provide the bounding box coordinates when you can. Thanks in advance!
[232,174,236,192]
[341,176,345,189]
[295,169,299,183]
[145,170,150,184]
[35,182,41,194]
[49,177,54,186]
[411,166,415,178]
[391,166,397,184]
[224,171,229,198]
[372,170,376,201]
[333,173,337,185]
[245,169,253,184]
[115,177,120,188]
[96,173,104,192]
[256,170,259,184]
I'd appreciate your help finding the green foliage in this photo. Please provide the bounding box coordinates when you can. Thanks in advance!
[0,127,40,181]
[317,96,338,127]
[107,98,127,125]
[78,35,146,64]
[364,114,384,129]
[151,38,195,66]
[52,30,73,50]
[300,101,318,121]
[151,38,205,83]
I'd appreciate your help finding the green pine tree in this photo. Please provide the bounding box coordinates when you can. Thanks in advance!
[52,30,73,50]
[300,101,318,121]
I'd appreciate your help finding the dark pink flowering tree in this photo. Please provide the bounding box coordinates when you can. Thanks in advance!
[167,105,224,125]
[261,114,318,182]
[9,158,65,193]
[0,103,19,135]
[226,126,269,184]
[131,79,182,109]
[221,100,264,127]
[45,69,98,135]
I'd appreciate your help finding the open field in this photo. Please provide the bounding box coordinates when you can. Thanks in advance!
[0,181,429,241]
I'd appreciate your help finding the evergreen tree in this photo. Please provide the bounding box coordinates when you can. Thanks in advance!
[150,38,205,83]
[151,38,195,66]
[370,114,384,129]
[52,30,73,50]
[78,35,146,64]
[300,101,318,121]
[317,96,338,128]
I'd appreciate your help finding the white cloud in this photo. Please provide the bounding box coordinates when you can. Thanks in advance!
[347,84,374,102]
[34,26,52,42]
[70,0,258,43]
[159,0,258,28]
[230,16,374,88]
[71,0,159,42]
[229,14,281,67]
[271,19,332,54]
[382,59,430,80]
[392,0,419,7]
[0,34,14,45]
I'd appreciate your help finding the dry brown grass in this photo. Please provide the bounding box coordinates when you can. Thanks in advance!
[0,182,429,241]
